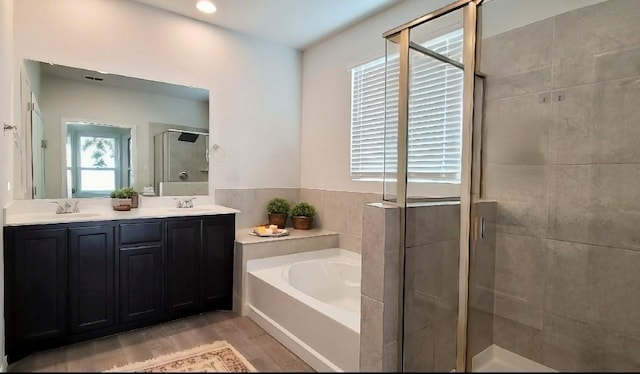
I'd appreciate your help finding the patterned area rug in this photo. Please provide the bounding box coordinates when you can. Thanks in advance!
[105,340,256,372]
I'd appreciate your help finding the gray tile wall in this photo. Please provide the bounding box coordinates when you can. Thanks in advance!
[217,188,381,254]
[360,203,400,372]
[480,1,640,371]
[468,201,497,359]
[403,202,460,372]
[299,188,382,253]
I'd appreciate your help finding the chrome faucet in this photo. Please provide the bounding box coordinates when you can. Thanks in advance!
[174,197,195,208]
[52,200,80,214]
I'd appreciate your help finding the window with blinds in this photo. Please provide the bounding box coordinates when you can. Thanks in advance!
[350,29,463,183]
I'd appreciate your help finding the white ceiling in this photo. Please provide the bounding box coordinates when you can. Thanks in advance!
[129,0,401,50]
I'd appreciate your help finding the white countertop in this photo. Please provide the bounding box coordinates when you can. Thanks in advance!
[3,197,240,227]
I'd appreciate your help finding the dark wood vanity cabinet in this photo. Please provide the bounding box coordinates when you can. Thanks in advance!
[164,215,235,316]
[69,226,115,334]
[166,219,202,317]
[118,221,164,325]
[6,228,68,346]
[3,213,235,363]
[202,216,234,310]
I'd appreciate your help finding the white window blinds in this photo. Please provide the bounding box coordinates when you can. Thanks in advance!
[350,29,463,183]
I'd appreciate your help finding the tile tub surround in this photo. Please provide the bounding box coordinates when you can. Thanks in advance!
[233,227,339,316]
[300,189,382,254]
[215,188,300,230]
[480,0,640,371]
[3,196,239,226]
[217,188,382,254]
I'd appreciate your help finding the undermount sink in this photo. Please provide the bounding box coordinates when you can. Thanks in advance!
[5,212,102,225]
[19,212,101,219]
[57,213,102,218]
[167,207,212,212]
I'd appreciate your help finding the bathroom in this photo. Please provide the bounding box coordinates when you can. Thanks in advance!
[1,0,639,372]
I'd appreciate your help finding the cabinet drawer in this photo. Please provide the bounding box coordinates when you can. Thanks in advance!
[119,222,162,245]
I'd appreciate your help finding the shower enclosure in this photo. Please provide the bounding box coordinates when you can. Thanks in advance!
[153,129,209,195]
[385,0,640,371]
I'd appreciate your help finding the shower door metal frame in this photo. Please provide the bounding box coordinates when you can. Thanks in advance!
[383,0,482,371]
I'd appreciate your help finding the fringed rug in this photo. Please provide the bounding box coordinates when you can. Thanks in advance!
[105,340,256,372]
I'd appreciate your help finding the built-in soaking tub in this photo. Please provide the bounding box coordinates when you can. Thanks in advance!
[246,248,361,372]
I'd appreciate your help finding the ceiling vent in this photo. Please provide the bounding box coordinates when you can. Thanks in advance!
[84,75,104,82]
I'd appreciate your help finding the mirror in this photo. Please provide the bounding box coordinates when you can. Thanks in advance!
[21,59,210,199]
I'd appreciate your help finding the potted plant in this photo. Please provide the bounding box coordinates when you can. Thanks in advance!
[110,187,139,210]
[120,187,139,208]
[267,197,290,229]
[291,202,316,230]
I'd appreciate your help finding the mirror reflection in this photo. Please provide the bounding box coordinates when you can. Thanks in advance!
[21,59,210,199]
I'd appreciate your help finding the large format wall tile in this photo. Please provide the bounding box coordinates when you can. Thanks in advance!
[550,77,640,165]
[543,240,590,323]
[216,188,300,229]
[541,312,640,372]
[494,233,546,310]
[405,203,459,247]
[484,67,552,101]
[408,239,459,307]
[481,18,553,77]
[299,189,381,253]
[493,315,543,364]
[360,296,383,372]
[484,93,551,165]
[483,164,548,237]
[552,0,640,88]
[403,327,434,372]
[548,164,640,251]
[540,312,600,371]
[588,245,640,339]
[494,295,543,330]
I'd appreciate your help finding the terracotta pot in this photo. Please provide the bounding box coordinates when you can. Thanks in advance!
[291,216,313,230]
[268,212,288,229]
[111,198,132,211]
[131,194,139,208]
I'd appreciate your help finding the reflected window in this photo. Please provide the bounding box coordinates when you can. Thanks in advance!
[66,122,131,198]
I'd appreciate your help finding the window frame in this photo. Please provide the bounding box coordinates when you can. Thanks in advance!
[66,123,130,198]
[349,28,464,185]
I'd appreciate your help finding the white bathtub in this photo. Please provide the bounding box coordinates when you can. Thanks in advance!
[246,248,361,372]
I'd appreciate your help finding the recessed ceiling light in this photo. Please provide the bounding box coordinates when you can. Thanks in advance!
[196,0,216,14]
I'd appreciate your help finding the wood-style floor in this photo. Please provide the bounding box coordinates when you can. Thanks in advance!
[7,311,315,372]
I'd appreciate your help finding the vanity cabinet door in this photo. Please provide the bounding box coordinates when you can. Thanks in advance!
[69,226,115,334]
[8,228,68,345]
[202,215,234,310]
[118,244,163,324]
[165,220,202,317]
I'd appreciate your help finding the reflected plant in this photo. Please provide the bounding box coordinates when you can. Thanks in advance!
[82,137,114,167]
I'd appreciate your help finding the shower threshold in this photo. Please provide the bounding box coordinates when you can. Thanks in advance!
[472,345,556,372]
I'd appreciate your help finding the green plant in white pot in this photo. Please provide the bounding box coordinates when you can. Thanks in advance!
[291,202,316,230]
